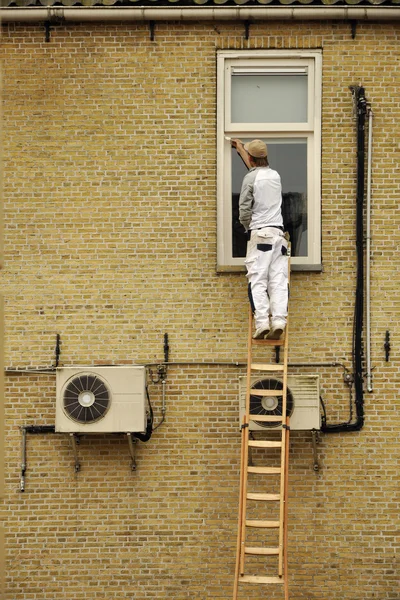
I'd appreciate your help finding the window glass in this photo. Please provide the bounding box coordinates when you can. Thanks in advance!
[231,139,308,258]
[231,73,308,124]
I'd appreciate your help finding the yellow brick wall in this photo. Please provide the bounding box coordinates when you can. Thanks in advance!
[1,18,399,599]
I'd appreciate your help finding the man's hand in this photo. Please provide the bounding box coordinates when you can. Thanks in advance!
[231,138,252,170]
[231,138,243,150]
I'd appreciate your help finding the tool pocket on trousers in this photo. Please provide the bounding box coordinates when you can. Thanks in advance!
[281,238,288,255]
[257,243,273,252]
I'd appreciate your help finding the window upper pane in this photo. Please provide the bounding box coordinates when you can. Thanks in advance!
[231,73,308,124]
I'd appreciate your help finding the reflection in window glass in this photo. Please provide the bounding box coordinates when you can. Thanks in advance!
[232,139,308,258]
[231,74,308,124]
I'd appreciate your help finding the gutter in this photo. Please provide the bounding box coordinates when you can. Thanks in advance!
[1,6,400,23]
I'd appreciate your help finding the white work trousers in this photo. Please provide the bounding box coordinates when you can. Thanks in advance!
[245,227,289,330]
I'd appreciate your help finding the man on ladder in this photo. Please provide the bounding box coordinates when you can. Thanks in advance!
[232,138,289,340]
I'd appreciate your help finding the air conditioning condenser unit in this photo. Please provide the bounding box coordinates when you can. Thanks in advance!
[239,374,321,431]
[56,366,146,434]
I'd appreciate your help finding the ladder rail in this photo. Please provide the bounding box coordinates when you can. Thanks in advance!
[233,413,247,600]
[284,415,290,600]
[239,430,249,576]
[239,306,254,575]
[278,315,289,576]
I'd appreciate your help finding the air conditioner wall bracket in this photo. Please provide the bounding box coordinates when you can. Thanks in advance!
[69,433,81,473]
[311,429,320,472]
[127,432,137,471]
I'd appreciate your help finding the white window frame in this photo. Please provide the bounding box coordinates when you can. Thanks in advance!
[217,50,322,271]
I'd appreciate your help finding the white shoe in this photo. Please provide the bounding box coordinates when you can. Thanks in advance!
[253,325,270,339]
[266,322,286,340]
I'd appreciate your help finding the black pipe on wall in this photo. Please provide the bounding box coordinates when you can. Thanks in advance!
[322,85,367,434]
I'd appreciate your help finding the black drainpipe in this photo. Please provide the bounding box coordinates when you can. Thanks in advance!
[322,85,367,433]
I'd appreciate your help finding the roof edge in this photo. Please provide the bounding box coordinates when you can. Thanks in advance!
[1,5,400,21]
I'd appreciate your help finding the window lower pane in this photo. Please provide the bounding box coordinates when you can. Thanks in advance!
[232,138,308,258]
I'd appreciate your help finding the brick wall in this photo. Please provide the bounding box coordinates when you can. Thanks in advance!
[1,18,399,599]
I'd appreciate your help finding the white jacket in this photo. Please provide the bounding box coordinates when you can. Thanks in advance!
[239,166,283,231]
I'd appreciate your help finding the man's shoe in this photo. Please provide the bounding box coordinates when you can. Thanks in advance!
[266,323,286,340]
[253,325,270,340]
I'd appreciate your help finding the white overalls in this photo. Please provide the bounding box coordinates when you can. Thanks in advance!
[239,166,289,332]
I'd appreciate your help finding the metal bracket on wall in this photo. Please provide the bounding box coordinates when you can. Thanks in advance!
[350,20,357,39]
[244,20,250,40]
[44,21,53,43]
[149,21,156,42]
[69,433,81,472]
[275,345,280,364]
[20,427,27,492]
[43,13,64,43]
[311,430,320,471]
[127,433,137,471]
[384,330,390,361]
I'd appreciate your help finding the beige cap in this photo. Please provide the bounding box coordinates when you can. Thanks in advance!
[244,139,268,158]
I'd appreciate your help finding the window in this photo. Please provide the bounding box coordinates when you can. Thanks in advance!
[217,50,322,271]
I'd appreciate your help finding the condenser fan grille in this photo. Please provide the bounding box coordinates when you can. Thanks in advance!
[250,378,294,428]
[63,374,111,424]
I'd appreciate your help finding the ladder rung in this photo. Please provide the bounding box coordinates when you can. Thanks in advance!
[248,440,282,448]
[248,415,283,422]
[239,575,283,585]
[245,520,280,528]
[247,492,281,501]
[251,363,284,372]
[249,389,283,397]
[252,338,285,346]
[248,466,281,474]
[245,547,280,555]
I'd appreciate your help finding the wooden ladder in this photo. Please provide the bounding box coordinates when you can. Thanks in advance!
[233,305,290,600]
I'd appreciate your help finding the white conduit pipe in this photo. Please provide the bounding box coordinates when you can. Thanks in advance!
[366,107,373,393]
[1,7,400,23]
